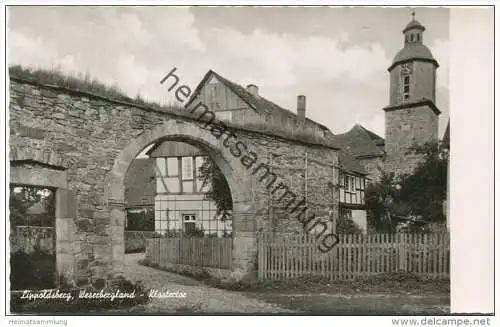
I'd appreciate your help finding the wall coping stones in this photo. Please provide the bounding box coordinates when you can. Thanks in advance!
[10,77,340,150]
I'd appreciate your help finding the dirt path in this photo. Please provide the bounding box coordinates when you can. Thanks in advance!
[121,253,295,314]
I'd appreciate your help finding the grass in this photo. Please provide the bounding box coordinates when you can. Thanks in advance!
[9,65,337,149]
[9,65,183,111]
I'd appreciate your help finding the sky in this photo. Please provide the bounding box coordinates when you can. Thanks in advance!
[7,6,450,137]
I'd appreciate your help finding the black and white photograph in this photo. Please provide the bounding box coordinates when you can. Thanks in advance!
[1,2,495,323]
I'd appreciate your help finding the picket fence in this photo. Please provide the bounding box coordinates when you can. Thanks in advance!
[257,232,450,281]
[145,237,233,269]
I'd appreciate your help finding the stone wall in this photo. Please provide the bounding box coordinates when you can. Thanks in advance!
[384,105,438,175]
[10,226,55,254]
[389,61,437,106]
[9,77,340,285]
[358,156,385,184]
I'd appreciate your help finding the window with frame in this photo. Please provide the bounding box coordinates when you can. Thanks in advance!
[339,207,352,220]
[182,213,197,235]
[156,157,181,193]
[156,156,213,194]
[403,75,410,100]
[154,198,232,237]
[182,157,194,193]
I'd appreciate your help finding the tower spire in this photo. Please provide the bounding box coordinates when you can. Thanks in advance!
[411,10,416,21]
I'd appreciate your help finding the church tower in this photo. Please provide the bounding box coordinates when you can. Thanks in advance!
[384,13,441,176]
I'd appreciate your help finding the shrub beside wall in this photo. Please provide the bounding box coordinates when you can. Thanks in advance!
[10,226,55,254]
[125,231,159,253]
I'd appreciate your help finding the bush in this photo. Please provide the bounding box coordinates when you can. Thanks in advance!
[10,247,55,290]
[336,216,363,234]
[124,231,158,253]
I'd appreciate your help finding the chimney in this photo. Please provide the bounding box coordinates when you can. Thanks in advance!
[297,95,306,121]
[246,84,259,97]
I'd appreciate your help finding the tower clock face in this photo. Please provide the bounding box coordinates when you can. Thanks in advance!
[400,62,413,75]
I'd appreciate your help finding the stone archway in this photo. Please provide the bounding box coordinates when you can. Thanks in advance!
[9,147,75,286]
[104,120,257,279]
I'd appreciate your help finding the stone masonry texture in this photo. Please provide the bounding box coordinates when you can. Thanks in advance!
[384,105,438,175]
[9,78,340,285]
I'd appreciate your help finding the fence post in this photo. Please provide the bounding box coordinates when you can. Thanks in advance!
[398,233,404,271]
[257,233,263,280]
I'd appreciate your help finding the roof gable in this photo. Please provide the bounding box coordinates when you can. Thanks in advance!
[185,70,331,134]
[329,124,385,158]
[339,148,368,175]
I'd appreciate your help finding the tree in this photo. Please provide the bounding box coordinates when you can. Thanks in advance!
[365,172,400,233]
[9,186,55,227]
[365,141,448,232]
[399,141,447,223]
[126,209,154,231]
[336,215,363,234]
[197,159,233,221]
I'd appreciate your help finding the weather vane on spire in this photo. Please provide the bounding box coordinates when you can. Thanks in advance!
[411,10,416,20]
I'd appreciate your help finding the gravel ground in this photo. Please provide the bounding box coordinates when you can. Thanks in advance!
[121,253,295,314]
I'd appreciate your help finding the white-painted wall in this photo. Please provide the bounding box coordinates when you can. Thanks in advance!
[352,209,367,234]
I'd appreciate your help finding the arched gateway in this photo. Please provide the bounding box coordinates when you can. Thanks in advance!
[9,76,341,287]
[105,120,255,278]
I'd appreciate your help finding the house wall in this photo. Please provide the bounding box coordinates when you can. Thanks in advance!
[186,75,327,139]
[10,78,340,284]
[352,210,367,234]
[187,76,263,126]
[153,194,230,236]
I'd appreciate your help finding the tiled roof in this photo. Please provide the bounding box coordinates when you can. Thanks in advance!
[186,70,332,135]
[338,148,368,175]
[391,43,437,68]
[328,124,385,158]
[185,70,369,175]
[124,158,155,208]
[403,19,425,33]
